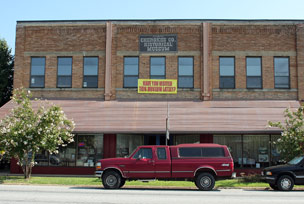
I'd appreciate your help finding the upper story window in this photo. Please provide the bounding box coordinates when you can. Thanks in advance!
[57,57,72,88]
[124,57,139,88]
[246,57,262,89]
[83,57,98,88]
[30,57,45,88]
[150,57,165,79]
[178,57,194,88]
[219,57,235,89]
[274,57,289,89]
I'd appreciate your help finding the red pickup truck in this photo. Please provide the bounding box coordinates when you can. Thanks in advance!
[95,143,234,190]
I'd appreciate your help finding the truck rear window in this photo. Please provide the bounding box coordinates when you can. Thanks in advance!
[179,147,225,158]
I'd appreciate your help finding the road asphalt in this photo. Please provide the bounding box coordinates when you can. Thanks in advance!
[1,184,304,204]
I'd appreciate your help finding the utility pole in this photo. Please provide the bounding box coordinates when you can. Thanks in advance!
[166,102,169,146]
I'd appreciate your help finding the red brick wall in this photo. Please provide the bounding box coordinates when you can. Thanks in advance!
[14,21,303,101]
[211,24,298,100]
[14,24,106,99]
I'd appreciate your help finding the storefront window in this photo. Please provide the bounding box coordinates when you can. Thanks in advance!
[271,135,281,165]
[214,135,242,167]
[35,150,49,166]
[35,134,103,167]
[116,134,144,157]
[243,135,270,168]
[76,134,103,167]
[174,135,200,145]
[49,142,76,167]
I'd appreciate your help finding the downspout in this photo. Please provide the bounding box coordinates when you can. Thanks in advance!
[105,22,113,101]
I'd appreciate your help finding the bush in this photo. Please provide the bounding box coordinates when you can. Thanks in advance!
[239,174,263,183]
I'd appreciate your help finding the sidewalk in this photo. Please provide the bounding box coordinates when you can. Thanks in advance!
[0,172,95,178]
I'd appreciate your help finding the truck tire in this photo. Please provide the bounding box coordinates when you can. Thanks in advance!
[277,175,294,191]
[195,173,215,191]
[102,171,122,189]
[119,179,126,188]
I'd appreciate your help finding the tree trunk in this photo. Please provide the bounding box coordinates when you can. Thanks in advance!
[24,165,31,179]
[21,153,32,179]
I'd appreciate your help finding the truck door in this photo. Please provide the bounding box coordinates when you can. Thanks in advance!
[127,147,155,178]
[155,147,171,178]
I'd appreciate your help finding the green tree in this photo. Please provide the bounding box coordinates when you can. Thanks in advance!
[0,88,75,179]
[268,107,304,162]
[0,38,14,107]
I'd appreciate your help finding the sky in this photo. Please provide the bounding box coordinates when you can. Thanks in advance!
[1,0,304,54]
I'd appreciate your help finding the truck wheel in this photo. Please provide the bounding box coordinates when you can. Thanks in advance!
[195,173,215,191]
[102,171,122,189]
[277,175,294,191]
[119,179,126,188]
[269,184,279,190]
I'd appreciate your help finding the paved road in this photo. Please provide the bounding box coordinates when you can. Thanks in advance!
[1,185,304,204]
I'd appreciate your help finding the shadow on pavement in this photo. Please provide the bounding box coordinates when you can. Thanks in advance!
[69,186,221,192]
[243,188,304,192]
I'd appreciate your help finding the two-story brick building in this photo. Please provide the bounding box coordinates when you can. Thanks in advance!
[1,19,303,175]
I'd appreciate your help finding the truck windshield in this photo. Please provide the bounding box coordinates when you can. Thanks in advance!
[128,148,138,158]
[288,156,304,165]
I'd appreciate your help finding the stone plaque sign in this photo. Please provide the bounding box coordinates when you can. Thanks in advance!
[139,34,177,52]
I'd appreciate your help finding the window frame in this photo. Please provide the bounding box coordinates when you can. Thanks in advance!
[123,56,139,88]
[82,56,99,88]
[246,57,263,89]
[219,56,235,89]
[57,57,73,88]
[30,57,46,88]
[274,57,290,89]
[178,56,194,88]
[150,56,166,79]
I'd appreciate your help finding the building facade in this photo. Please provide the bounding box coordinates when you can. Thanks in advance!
[2,19,304,175]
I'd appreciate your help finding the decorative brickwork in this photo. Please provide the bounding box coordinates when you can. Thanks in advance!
[13,21,304,101]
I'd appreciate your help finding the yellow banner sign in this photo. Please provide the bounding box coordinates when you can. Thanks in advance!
[138,79,177,94]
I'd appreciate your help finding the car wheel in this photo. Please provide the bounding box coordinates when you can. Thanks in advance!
[277,175,294,191]
[119,179,126,188]
[102,171,122,189]
[195,173,215,191]
[269,184,279,190]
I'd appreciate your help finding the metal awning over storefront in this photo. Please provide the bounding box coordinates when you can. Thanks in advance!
[0,100,300,134]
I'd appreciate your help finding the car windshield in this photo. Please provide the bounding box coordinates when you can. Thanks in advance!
[288,156,304,165]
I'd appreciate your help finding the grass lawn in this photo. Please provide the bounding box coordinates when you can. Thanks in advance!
[0,176,269,188]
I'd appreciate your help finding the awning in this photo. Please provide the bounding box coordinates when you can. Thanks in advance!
[0,100,300,134]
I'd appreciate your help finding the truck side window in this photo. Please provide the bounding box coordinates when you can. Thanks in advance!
[202,147,225,157]
[133,148,153,159]
[179,147,202,157]
[157,148,167,160]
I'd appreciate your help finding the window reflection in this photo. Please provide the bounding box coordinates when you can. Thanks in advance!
[35,134,103,167]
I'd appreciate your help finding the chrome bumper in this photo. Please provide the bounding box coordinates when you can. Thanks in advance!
[95,171,103,178]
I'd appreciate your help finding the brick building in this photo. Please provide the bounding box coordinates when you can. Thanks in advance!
[1,19,303,175]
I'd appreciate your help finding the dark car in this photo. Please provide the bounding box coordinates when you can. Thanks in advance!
[262,156,304,191]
